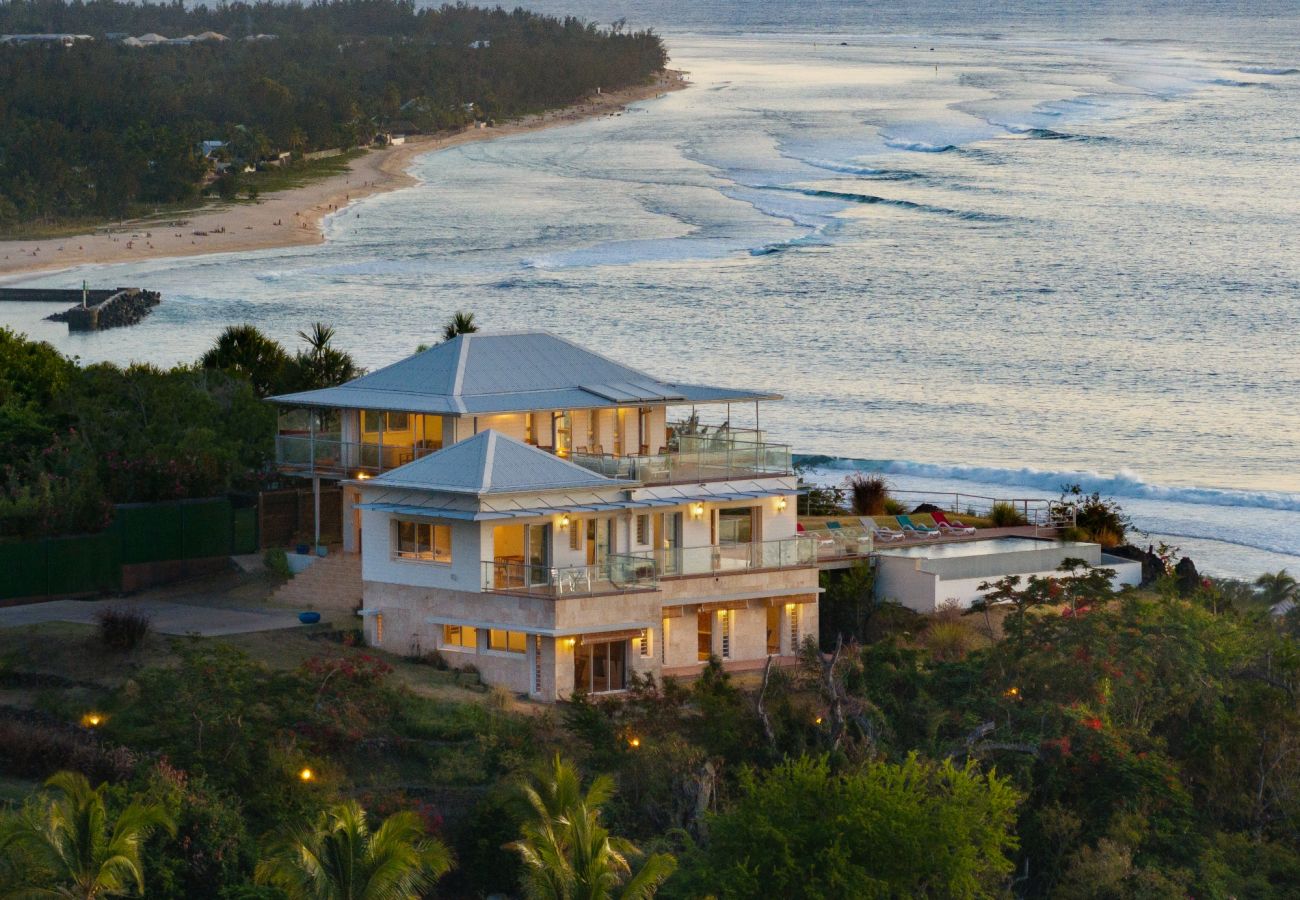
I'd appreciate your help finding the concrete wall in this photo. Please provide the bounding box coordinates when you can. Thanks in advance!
[875,546,1146,613]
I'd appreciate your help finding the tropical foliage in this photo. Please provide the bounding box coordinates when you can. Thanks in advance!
[0,0,667,228]
[255,800,453,899]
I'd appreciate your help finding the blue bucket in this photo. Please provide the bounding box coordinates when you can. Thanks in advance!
[298,611,321,625]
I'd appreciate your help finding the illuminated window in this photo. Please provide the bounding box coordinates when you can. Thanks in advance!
[638,628,651,658]
[443,624,476,650]
[489,629,527,654]
[569,518,581,551]
[395,521,452,563]
[375,613,384,643]
[660,618,669,664]
[697,609,712,662]
[534,635,543,693]
[788,604,799,651]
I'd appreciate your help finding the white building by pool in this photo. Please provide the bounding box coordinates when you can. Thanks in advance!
[873,536,1143,613]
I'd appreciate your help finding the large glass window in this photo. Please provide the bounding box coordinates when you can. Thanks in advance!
[553,411,571,457]
[488,629,527,654]
[395,521,452,563]
[718,507,755,545]
[443,624,476,650]
[574,640,627,693]
[697,609,713,662]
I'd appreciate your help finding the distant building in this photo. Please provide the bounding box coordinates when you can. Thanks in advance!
[243,33,277,42]
[0,33,94,47]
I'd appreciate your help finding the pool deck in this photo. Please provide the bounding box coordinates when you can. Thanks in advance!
[813,525,1063,570]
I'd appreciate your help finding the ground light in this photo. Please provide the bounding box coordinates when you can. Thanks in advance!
[80,712,105,728]
[299,767,315,782]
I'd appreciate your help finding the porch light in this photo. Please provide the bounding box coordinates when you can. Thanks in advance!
[775,497,787,512]
[691,502,705,520]
[559,514,571,529]
[565,637,576,648]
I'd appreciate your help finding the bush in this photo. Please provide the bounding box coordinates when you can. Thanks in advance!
[263,547,292,579]
[883,498,908,515]
[96,607,152,651]
[0,714,136,782]
[989,502,1028,527]
[846,473,892,516]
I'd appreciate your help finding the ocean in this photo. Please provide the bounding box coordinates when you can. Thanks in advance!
[2,1,1297,579]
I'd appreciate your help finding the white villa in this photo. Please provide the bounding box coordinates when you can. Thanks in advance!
[270,331,819,701]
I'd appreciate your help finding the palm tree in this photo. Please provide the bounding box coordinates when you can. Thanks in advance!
[0,770,175,899]
[255,800,452,900]
[200,323,289,397]
[287,322,360,390]
[1256,569,1299,609]
[508,755,676,900]
[441,311,478,342]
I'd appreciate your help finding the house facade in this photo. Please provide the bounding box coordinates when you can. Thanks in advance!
[270,331,819,701]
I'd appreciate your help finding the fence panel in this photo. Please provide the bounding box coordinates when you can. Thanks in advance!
[232,507,258,555]
[0,541,47,600]
[114,502,183,565]
[45,530,119,595]
[181,498,233,559]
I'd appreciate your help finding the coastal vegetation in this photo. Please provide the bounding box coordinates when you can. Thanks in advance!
[2,567,1299,896]
[0,0,668,231]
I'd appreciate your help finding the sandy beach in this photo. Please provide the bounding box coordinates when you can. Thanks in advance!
[0,71,686,282]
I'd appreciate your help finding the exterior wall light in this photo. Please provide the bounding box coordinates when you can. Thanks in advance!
[355,472,371,480]
[775,497,787,512]
[691,502,705,520]
[559,514,571,529]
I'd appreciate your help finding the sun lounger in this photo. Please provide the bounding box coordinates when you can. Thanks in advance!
[895,514,940,538]
[825,520,872,548]
[861,516,904,541]
[931,511,976,535]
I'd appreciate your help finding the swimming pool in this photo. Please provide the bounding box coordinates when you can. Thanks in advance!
[876,537,1078,560]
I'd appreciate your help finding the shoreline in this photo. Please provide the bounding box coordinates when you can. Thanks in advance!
[0,70,687,282]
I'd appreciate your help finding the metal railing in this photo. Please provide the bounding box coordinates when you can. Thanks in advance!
[276,435,439,475]
[481,554,658,597]
[644,536,817,577]
[571,439,792,485]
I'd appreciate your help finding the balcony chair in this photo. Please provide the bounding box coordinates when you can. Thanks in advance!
[824,520,872,550]
[930,511,976,535]
[861,517,905,541]
[796,522,837,551]
[895,515,941,538]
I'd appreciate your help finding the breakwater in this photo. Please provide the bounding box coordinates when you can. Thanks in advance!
[0,287,161,330]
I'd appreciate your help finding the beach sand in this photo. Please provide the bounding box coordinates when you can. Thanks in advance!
[0,71,686,282]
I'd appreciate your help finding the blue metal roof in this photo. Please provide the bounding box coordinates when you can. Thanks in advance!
[367,430,626,495]
[269,330,779,414]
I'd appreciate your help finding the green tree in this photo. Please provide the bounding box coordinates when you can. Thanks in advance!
[508,754,676,900]
[0,771,176,898]
[283,322,360,391]
[254,801,453,900]
[441,310,479,342]
[200,324,290,398]
[670,755,1019,900]
[1256,570,1298,608]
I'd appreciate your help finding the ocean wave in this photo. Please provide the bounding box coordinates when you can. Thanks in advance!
[796,157,925,180]
[796,455,1300,513]
[763,185,1009,222]
[1238,66,1298,75]
[883,139,958,153]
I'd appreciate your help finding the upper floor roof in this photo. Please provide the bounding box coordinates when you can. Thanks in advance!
[268,330,780,416]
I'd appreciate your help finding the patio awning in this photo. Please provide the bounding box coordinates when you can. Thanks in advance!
[421,615,653,637]
[357,487,795,522]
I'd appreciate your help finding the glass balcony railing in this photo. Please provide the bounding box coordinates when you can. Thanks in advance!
[647,536,817,577]
[570,439,792,485]
[801,525,875,560]
[275,435,439,475]
[481,554,658,598]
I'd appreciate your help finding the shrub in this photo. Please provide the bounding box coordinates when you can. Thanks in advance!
[96,607,152,651]
[263,547,292,579]
[846,473,892,516]
[0,715,136,782]
[1060,485,1132,545]
[923,620,974,662]
[883,498,908,515]
[989,502,1028,527]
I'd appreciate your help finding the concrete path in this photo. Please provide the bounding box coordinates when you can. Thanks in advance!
[0,598,305,637]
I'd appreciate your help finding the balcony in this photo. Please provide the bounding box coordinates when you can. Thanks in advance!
[481,555,658,598]
[649,536,817,577]
[276,435,438,476]
[570,438,792,485]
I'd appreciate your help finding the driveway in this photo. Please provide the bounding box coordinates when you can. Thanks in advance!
[0,598,305,637]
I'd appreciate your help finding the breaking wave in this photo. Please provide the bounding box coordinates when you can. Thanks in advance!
[764,185,1010,222]
[796,455,1300,513]
[1238,66,1299,75]
[883,138,958,153]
